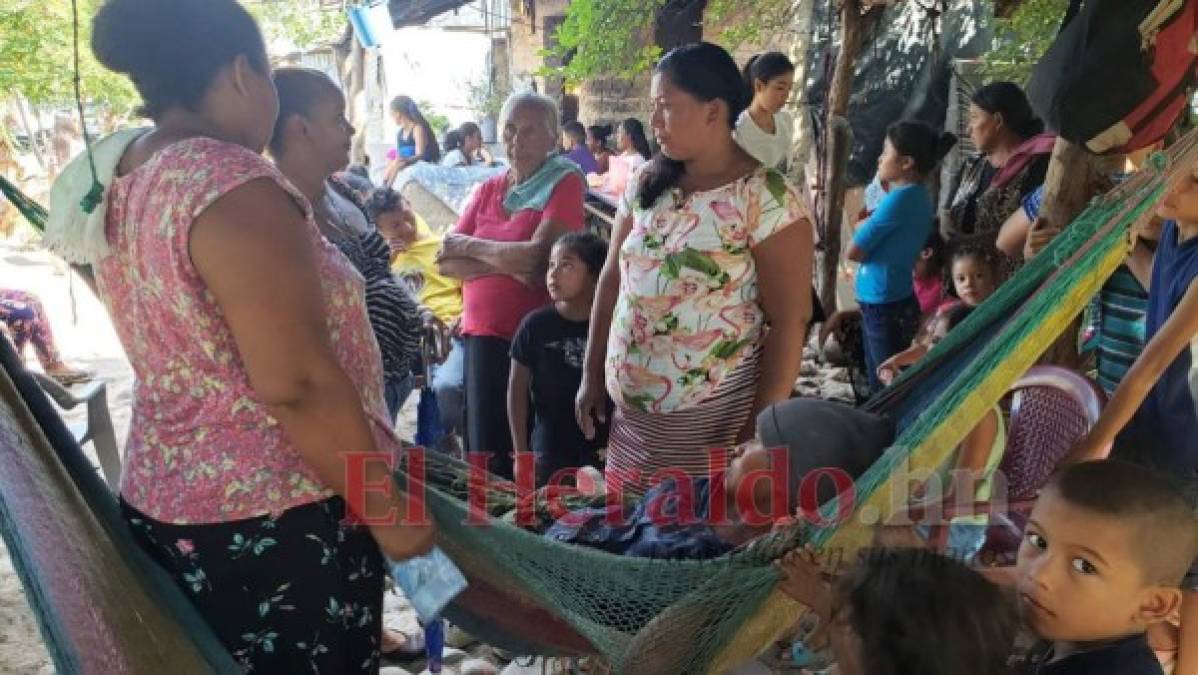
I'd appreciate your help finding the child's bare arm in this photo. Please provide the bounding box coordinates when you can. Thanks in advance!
[950,409,999,500]
[890,343,928,369]
[775,549,834,620]
[1070,282,1198,463]
[877,344,928,384]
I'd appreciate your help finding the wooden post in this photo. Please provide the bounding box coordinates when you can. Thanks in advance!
[819,0,876,314]
[1037,136,1116,367]
[1039,138,1096,236]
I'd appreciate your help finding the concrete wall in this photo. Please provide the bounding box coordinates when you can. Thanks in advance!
[578,73,651,129]
[508,0,570,95]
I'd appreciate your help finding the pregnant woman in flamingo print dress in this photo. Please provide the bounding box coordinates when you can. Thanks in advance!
[577,43,813,495]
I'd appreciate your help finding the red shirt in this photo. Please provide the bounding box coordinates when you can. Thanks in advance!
[454,172,585,339]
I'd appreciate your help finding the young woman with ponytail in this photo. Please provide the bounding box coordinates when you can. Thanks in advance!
[734,51,796,170]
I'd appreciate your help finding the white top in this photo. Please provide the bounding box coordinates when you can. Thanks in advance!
[440,149,469,168]
[733,109,794,170]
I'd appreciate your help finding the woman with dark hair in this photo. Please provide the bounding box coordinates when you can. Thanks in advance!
[618,117,652,161]
[383,95,440,185]
[942,81,1055,252]
[270,67,425,422]
[441,121,494,167]
[576,42,813,495]
[436,91,586,480]
[589,118,651,198]
[76,0,432,671]
[735,51,796,170]
[586,124,613,173]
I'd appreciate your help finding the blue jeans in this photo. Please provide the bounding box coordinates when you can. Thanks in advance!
[384,374,415,425]
[859,296,921,393]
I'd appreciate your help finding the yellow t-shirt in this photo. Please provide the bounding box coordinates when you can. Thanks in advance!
[392,215,463,323]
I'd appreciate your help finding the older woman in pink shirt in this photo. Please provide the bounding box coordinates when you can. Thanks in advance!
[437,92,585,479]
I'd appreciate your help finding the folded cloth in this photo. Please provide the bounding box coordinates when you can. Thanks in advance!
[502,154,584,213]
[43,127,150,265]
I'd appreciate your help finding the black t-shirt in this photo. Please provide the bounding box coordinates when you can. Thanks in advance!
[1025,634,1163,675]
[510,306,611,484]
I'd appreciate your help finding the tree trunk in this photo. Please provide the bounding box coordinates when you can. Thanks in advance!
[818,0,875,314]
[1037,137,1117,368]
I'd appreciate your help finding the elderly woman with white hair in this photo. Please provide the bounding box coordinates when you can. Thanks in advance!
[436,91,585,479]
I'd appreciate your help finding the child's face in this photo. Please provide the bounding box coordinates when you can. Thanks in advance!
[876,138,912,184]
[952,256,996,307]
[723,440,776,517]
[1158,170,1198,224]
[374,206,417,247]
[546,246,595,303]
[1015,488,1178,643]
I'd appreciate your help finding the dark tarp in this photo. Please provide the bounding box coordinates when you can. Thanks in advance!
[805,0,994,187]
[1027,0,1198,154]
[386,0,477,28]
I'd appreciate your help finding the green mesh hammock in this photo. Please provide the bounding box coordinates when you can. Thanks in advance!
[0,129,1192,674]
[368,137,1188,672]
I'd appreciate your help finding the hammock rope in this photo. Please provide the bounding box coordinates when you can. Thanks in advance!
[70,0,104,214]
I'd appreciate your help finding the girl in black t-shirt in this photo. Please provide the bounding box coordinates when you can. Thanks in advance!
[508,232,611,487]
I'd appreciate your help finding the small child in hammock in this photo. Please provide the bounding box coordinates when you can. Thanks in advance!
[876,244,1000,386]
[542,398,895,559]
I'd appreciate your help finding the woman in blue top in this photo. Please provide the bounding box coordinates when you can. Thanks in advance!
[848,120,956,392]
[383,95,440,186]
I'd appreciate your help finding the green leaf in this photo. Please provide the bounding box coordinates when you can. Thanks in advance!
[980,0,1069,85]
[662,254,682,280]
[710,338,747,360]
[625,393,654,411]
[765,170,788,207]
[674,248,721,278]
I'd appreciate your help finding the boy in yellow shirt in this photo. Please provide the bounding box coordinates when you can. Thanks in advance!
[369,189,466,447]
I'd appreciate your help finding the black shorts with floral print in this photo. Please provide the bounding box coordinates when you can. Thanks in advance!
[123,497,384,674]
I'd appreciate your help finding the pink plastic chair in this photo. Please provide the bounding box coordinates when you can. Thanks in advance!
[902,366,1110,561]
[1001,365,1109,500]
[974,365,1111,564]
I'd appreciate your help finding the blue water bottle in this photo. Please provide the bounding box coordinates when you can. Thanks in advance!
[425,616,445,673]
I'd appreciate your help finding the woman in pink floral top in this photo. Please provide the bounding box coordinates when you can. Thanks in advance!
[81,1,432,671]
[577,43,814,495]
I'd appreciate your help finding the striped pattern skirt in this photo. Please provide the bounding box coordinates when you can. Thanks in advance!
[605,345,762,496]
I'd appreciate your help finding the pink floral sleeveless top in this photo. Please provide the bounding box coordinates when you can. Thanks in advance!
[97,137,394,524]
